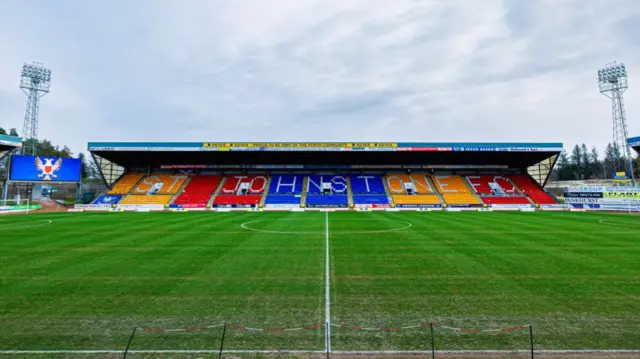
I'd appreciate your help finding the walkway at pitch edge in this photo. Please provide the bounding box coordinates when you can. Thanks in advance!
[141,322,529,334]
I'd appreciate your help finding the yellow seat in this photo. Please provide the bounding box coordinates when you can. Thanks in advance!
[392,195,441,205]
[132,175,188,195]
[432,175,482,205]
[386,174,434,194]
[108,174,144,195]
[119,195,173,205]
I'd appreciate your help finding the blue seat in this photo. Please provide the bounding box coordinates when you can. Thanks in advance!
[306,195,348,207]
[353,195,389,204]
[264,195,301,205]
[350,175,386,194]
[306,175,348,194]
[269,175,304,194]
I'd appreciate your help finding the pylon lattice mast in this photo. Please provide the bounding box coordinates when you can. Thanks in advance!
[20,62,52,156]
[598,62,635,186]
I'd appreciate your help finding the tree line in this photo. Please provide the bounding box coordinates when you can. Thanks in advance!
[0,127,100,182]
[550,143,640,181]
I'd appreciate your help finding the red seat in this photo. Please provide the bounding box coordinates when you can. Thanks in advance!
[509,175,557,205]
[219,175,268,195]
[481,196,531,205]
[466,176,518,195]
[213,195,262,205]
[173,176,222,205]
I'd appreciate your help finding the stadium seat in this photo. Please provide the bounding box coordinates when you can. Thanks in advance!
[173,176,222,206]
[385,174,435,194]
[268,175,304,194]
[306,175,348,194]
[132,175,189,195]
[219,175,268,195]
[306,195,349,206]
[391,195,441,205]
[350,175,386,194]
[264,195,301,205]
[213,195,262,206]
[466,176,518,195]
[481,196,531,205]
[352,195,389,205]
[509,175,557,205]
[432,175,482,205]
[119,195,173,205]
[108,173,144,194]
[93,194,123,205]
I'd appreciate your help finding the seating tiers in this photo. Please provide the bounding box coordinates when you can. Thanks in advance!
[264,195,301,205]
[306,175,348,194]
[386,174,435,194]
[509,175,557,205]
[269,175,304,194]
[467,176,518,195]
[119,195,173,205]
[213,195,262,206]
[306,195,348,206]
[108,173,144,195]
[350,175,386,194]
[481,196,531,205]
[220,175,268,195]
[173,176,222,205]
[132,175,188,195]
[353,195,389,204]
[392,195,441,205]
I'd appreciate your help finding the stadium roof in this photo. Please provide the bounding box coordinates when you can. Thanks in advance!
[0,134,21,162]
[629,136,640,155]
[89,141,562,187]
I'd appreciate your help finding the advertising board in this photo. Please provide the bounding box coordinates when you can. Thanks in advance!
[9,155,81,182]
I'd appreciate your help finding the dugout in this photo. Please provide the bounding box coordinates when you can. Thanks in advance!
[89,142,562,188]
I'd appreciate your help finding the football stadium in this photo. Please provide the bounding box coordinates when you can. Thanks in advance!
[1,138,640,358]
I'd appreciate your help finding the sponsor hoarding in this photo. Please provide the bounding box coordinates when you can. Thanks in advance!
[9,155,81,182]
[564,192,603,198]
[169,204,208,209]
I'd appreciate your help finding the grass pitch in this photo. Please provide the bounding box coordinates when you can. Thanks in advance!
[0,211,638,355]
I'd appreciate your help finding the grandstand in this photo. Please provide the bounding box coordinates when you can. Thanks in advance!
[87,142,562,210]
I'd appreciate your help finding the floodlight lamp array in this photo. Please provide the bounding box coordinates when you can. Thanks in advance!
[20,63,52,83]
[598,64,627,82]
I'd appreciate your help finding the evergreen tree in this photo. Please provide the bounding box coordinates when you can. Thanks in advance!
[0,127,6,135]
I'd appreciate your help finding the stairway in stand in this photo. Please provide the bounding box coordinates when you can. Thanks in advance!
[346,176,354,208]
[300,176,309,208]
[169,176,193,205]
[381,175,396,207]
[207,177,227,207]
[259,176,273,208]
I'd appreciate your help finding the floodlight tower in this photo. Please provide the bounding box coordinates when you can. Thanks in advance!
[20,62,52,156]
[598,62,635,186]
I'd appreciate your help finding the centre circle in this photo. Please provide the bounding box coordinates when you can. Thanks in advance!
[240,218,412,235]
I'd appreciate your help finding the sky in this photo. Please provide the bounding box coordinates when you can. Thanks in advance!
[0,0,639,157]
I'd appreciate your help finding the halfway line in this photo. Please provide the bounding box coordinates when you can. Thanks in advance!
[325,211,331,353]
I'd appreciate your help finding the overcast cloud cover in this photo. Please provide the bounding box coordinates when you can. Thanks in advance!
[0,0,639,155]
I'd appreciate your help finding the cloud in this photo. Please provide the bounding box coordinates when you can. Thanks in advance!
[0,0,639,156]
